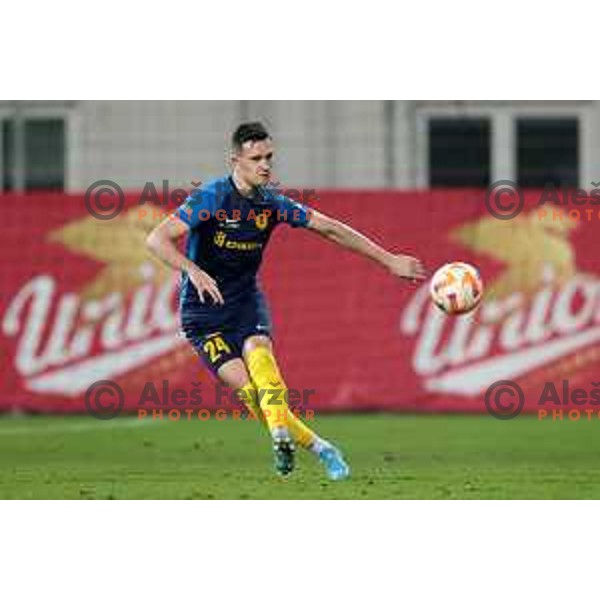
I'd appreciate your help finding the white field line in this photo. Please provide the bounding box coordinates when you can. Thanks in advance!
[0,418,161,437]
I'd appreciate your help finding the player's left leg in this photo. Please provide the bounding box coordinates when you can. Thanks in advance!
[242,335,350,480]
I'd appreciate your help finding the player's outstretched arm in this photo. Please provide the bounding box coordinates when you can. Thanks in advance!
[306,210,426,282]
[146,216,224,304]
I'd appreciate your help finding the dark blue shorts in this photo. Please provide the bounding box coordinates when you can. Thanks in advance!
[180,291,272,375]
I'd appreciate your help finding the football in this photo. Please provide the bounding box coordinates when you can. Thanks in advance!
[430,262,483,315]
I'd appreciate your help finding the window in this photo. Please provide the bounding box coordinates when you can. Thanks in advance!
[2,120,14,192]
[517,118,578,188]
[428,118,491,187]
[2,117,65,192]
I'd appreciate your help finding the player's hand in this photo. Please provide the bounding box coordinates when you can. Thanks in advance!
[187,266,224,305]
[385,254,427,282]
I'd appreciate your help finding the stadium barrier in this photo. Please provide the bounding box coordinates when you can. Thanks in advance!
[2,188,600,415]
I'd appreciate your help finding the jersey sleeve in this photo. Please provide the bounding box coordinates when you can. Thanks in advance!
[273,194,312,228]
[173,186,220,228]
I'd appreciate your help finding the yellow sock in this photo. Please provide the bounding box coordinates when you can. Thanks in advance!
[237,381,315,446]
[245,346,317,448]
[286,407,318,449]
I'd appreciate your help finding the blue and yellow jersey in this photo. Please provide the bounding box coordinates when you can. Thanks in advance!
[174,175,311,312]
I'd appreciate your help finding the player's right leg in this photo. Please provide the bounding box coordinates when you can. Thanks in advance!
[181,321,294,476]
[181,324,265,424]
[216,358,266,426]
[216,358,294,476]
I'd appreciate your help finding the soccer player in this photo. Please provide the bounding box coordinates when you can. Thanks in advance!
[146,122,426,480]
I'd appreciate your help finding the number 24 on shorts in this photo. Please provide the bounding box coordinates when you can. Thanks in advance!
[203,335,233,364]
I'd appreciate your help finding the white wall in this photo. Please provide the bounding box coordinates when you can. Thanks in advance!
[68,100,392,191]
[239,100,388,188]
[69,101,242,191]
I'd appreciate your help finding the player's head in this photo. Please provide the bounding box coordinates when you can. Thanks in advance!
[230,122,274,187]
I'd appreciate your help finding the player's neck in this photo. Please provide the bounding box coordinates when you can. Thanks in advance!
[231,171,255,197]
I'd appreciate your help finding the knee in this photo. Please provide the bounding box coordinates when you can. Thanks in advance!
[243,335,272,355]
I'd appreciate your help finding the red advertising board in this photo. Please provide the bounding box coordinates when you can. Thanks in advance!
[2,189,600,414]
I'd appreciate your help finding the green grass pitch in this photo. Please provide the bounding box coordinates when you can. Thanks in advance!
[1,413,600,499]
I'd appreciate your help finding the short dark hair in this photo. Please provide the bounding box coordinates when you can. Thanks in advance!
[232,122,270,150]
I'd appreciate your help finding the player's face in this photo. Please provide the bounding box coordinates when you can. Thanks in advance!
[233,139,274,187]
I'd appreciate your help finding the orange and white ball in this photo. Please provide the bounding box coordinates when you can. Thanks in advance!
[430,262,483,315]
